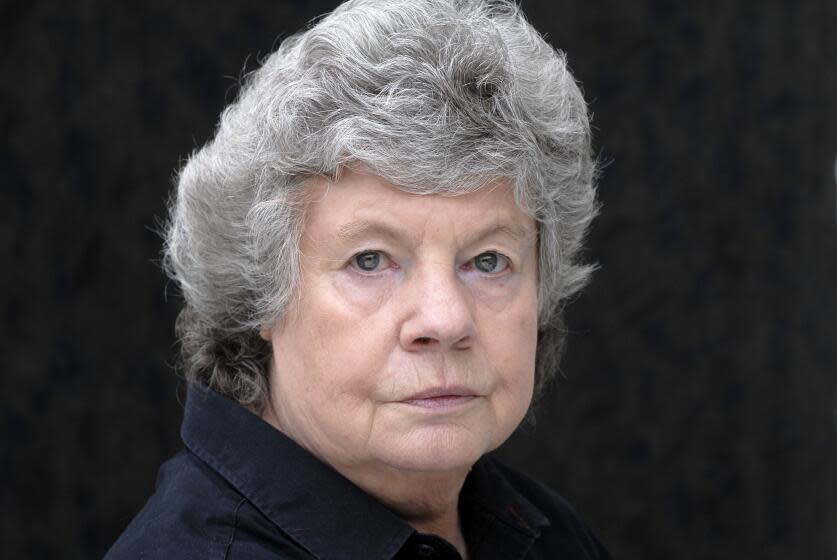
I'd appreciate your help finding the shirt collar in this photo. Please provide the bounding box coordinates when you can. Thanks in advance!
[462,458,550,538]
[180,385,550,559]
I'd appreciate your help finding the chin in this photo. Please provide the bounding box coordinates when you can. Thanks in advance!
[376,426,497,473]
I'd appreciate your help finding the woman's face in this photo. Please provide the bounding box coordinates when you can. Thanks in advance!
[263,170,539,475]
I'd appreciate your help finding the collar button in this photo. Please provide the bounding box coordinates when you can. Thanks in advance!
[415,543,436,557]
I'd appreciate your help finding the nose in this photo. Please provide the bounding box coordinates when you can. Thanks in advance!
[399,265,476,352]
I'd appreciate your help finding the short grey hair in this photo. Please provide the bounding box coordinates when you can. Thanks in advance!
[164,0,598,410]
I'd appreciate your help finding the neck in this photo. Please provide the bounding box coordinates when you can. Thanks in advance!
[341,464,470,558]
[260,406,471,557]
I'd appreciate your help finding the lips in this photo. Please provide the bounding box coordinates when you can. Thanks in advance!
[401,386,478,409]
[406,386,474,399]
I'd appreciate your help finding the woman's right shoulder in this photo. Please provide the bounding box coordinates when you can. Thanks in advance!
[103,450,314,560]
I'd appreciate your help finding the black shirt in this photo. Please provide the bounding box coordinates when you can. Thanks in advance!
[106,386,611,559]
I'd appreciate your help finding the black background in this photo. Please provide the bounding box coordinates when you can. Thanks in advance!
[2,1,836,558]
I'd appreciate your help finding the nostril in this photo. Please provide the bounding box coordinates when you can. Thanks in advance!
[414,337,434,345]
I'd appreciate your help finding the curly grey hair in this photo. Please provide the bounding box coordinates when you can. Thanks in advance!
[164,0,598,410]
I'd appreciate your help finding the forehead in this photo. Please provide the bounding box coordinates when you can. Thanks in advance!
[301,170,537,244]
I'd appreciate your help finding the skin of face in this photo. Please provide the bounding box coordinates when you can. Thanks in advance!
[262,169,539,488]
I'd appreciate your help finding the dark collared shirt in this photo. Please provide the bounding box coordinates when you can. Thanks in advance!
[106,386,611,559]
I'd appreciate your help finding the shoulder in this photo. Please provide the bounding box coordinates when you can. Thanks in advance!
[104,450,238,559]
[483,456,612,560]
[104,450,313,560]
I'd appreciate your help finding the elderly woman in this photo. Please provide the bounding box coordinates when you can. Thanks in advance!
[107,0,608,558]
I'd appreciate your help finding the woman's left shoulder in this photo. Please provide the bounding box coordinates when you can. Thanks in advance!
[479,456,613,560]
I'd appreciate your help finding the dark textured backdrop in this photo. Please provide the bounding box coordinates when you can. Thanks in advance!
[2,1,835,558]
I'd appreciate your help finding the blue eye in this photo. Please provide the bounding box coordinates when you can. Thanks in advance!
[353,251,384,272]
[473,251,509,274]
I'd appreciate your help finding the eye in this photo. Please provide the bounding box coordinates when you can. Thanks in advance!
[472,251,510,274]
[351,250,389,272]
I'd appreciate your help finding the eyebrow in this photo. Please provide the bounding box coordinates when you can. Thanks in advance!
[335,221,414,246]
[334,218,536,248]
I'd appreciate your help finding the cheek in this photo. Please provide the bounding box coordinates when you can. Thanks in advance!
[496,315,538,382]
[497,323,538,428]
[478,284,539,388]
[329,271,400,312]
[289,277,398,394]
[468,276,523,314]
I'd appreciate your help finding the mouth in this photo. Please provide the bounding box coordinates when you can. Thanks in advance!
[401,386,479,410]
